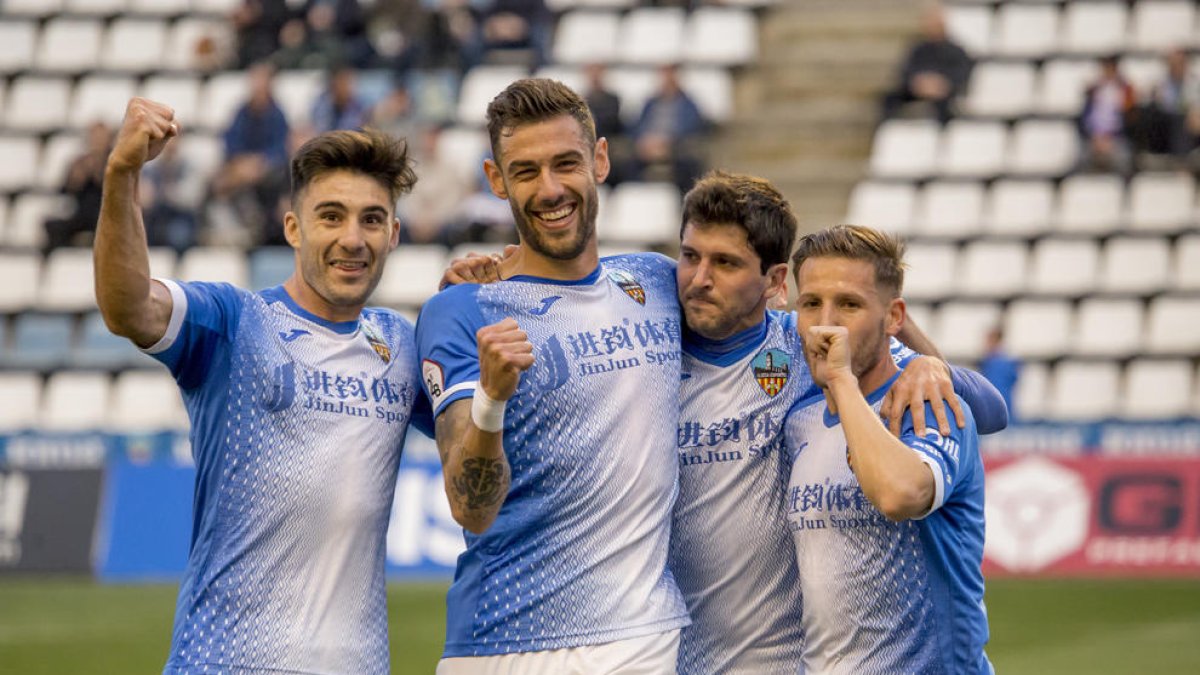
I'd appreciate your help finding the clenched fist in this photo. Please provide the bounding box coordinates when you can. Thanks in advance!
[477,318,535,401]
[107,98,180,174]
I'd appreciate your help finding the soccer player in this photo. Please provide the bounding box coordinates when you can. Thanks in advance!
[785,225,992,674]
[415,79,689,672]
[95,98,431,674]
[671,174,1006,675]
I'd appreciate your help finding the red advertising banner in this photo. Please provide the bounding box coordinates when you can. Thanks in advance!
[983,457,1200,577]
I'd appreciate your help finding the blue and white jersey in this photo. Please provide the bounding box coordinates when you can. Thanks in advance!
[148,280,430,675]
[415,253,690,658]
[783,370,992,675]
[673,312,915,675]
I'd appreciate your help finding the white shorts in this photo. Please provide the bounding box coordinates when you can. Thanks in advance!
[435,629,681,675]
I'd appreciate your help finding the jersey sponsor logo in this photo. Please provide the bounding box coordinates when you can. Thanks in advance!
[361,319,392,363]
[559,317,681,379]
[260,361,297,411]
[751,348,791,397]
[787,479,888,532]
[529,295,563,316]
[608,269,646,305]
[422,359,445,401]
[278,328,311,342]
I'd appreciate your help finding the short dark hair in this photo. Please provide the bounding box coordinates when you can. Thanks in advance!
[791,224,907,298]
[290,128,417,206]
[485,78,596,163]
[681,170,798,273]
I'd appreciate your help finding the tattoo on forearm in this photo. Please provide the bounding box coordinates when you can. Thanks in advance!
[452,457,509,510]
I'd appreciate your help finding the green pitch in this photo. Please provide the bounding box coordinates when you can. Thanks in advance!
[1,577,1198,674]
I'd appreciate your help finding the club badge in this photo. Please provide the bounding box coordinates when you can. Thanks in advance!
[361,320,392,363]
[751,348,790,397]
[608,269,646,305]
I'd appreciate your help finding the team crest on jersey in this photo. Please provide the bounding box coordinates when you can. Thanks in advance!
[608,269,646,305]
[751,348,790,397]
[361,320,391,363]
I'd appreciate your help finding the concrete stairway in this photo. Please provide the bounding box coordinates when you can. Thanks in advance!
[710,0,923,233]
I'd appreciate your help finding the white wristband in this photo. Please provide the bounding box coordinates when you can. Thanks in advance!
[471,389,506,433]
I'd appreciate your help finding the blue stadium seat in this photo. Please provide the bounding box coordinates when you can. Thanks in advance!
[250,247,295,291]
[72,312,154,370]
[4,313,74,371]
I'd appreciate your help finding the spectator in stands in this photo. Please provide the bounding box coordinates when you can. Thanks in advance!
[1078,55,1136,174]
[311,67,370,132]
[365,0,427,72]
[210,63,291,246]
[979,327,1019,422]
[303,0,376,68]
[233,0,292,68]
[583,62,629,186]
[468,0,552,68]
[631,63,709,193]
[140,141,202,254]
[880,5,972,126]
[399,124,473,244]
[1139,48,1200,165]
[370,82,423,142]
[44,121,113,252]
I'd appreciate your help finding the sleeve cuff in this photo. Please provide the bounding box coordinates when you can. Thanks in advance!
[911,450,946,520]
[140,278,188,355]
[433,381,477,417]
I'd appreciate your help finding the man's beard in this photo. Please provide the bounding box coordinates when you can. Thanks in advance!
[511,187,598,261]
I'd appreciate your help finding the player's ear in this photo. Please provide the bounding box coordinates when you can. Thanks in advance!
[283,211,301,249]
[592,136,610,184]
[886,296,906,337]
[484,158,507,200]
[389,216,401,251]
[765,262,789,303]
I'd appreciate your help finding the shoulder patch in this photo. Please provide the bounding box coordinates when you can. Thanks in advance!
[422,359,445,403]
[751,347,791,397]
[608,269,646,305]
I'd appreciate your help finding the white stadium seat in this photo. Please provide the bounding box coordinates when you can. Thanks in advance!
[1037,59,1100,115]
[164,18,229,72]
[5,76,71,132]
[198,71,251,132]
[37,133,83,190]
[684,7,757,66]
[1120,57,1167,97]
[0,252,41,313]
[1055,174,1124,234]
[435,126,489,185]
[603,181,680,246]
[994,4,1059,58]
[1146,296,1200,355]
[1061,2,1127,56]
[606,66,660,125]
[902,242,958,302]
[457,66,528,127]
[534,66,586,96]
[870,119,940,178]
[1012,362,1049,421]
[109,370,189,432]
[178,247,249,287]
[35,18,103,73]
[1100,237,1171,294]
[1127,173,1195,233]
[959,240,1028,298]
[1173,234,1200,291]
[40,372,111,432]
[0,21,38,73]
[619,8,685,66]
[40,248,98,313]
[1007,120,1077,177]
[1004,300,1072,359]
[140,75,203,128]
[940,120,1007,178]
[1130,0,1196,52]
[846,182,916,235]
[913,181,985,238]
[680,67,733,124]
[0,136,40,192]
[553,11,620,65]
[102,18,168,72]
[274,69,325,128]
[372,246,448,308]
[1028,238,1100,296]
[944,5,993,56]
[984,179,1054,236]
[0,372,42,432]
[963,62,1036,118]
[5,194,71,249]
[933,301,1003,362]
[1075,298,1143,358]
[1048,361,1120,420]
[128,0,190,14]
[70,76,138,129]
[65,0,129,13]
[1122,359,1193,420]
[5,0,65,17]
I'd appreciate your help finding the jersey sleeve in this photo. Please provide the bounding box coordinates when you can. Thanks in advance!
[414,284,487,417]
[899,398,976,519]
[947,365,1009,434]
[142,280,246,391]
[889,336,918,366]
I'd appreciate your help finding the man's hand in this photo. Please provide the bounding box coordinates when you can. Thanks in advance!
[805,325,855,394]
[440,245,519,290]
[477,318,535,401]
[107,98,179,175]
[879,355,964,438]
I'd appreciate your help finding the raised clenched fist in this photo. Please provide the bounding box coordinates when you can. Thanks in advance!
[107,97,180,174]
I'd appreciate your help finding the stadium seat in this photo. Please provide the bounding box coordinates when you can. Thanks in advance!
[546,0,636,9]
[1074,298,1143,358]
[40,248,97,313]
[962,62,1036,118]
[684,7,757,66]
[1061,2,1127,55]
[4,0,65,17]
[870,119,940,178]
[199,71,250,132]
[602,181,680,246]
[1012,361,1048,421]
[0,252,41,313]
[904,302,933,336]
[1028,238,1100,296]
[958,240,1028,298]
[606,66,660,125]
[4,194,71,249]
[5,76,71,132]
[0,135,41,192]
[140,75,203,126]
[680,68,734,124]
[1120,56,1167,96]
[534,65,587,96]
[939,120,1007,178]
[174,131,225,192]
[845,182,916,235]
[932,301,1002,362]
[146,246,178,280]
[37,133,83,190]
[913,181,985,238]
[39,371,111,431]
[1004,299,1073,359]
[164,18,229,71]
[1049,361,1121,420]
[101,18,168,72]
[65,0,129,14]
[993,4,1059,58]
[109,370,188,432]
[984,179,1054,236]
[618,8,685,66]
[1054,174,1124,234]
[457,66,528,127]
[435,126,489,185]
[0,21,38,74]
[1173,234,1200,290]
[1036,59,1100,115]
[193,0,242,12]
[35,18,103,73]
[901,242,958,301]
[1007,120,1078,177]
[177,246,249,287]
[4,314,74,371]
[69,75,138,129]
[0,196,9,243]
[0,372,42,432]
[553,11,620,65]
[249,247,295,291]
[1126,172,1195,233]
[274,69,325,128]
[72,311,151,370]
[1130,0,1196,52]
[944,5,993,56]
[1122,359,1193,419]
[372,245,448,308]
[128,0,190,15]
[1146,296,1200,355]
[1100,237,1170,294]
